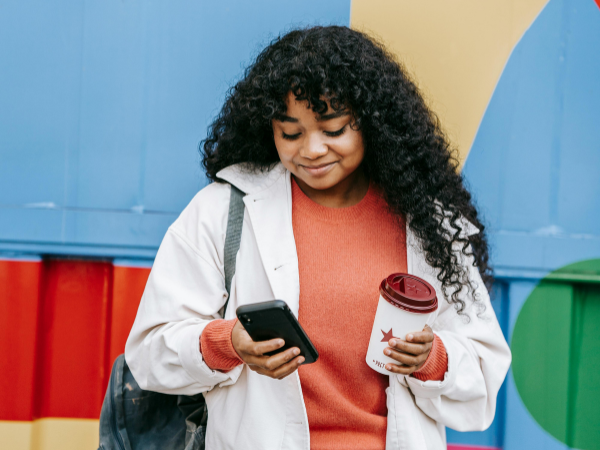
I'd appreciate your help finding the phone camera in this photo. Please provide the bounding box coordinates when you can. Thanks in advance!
[241,315,252,324]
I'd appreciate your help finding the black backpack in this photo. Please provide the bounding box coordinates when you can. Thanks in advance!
[98,185,245,450]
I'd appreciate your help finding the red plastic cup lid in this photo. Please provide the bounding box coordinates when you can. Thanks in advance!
[379,273,438,314]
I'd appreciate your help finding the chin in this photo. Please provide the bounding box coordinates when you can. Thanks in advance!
[298,175,340,191]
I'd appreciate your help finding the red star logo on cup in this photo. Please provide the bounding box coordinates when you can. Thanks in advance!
[381,328,395,342]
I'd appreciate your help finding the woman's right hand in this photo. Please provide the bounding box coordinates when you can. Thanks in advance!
[231,320,304,380]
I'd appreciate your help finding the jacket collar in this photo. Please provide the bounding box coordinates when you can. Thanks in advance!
[216,162,286,195]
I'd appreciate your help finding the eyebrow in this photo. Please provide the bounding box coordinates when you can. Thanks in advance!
[318,111,350,121]
[274,110,350,123]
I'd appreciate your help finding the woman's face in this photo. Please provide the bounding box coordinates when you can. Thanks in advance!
[272,92,365,192]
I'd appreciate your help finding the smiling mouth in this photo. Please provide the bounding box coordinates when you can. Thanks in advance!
[300,162,337,176]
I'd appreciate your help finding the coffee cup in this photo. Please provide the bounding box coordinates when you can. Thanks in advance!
[366,273,438,375]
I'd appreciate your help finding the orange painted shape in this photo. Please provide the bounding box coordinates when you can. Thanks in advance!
[34,259,113,419]
[108,265,150,369]
[596,0,600,9]
[0,259,41,421]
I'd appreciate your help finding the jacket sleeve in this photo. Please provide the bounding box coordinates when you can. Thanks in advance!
[404,242,512,432]
[125,184,244,395]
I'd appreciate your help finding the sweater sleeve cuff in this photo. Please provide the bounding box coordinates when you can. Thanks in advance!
[200,319,243,372]
[412,334,448,382]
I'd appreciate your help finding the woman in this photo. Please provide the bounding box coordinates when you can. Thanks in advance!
[125,26,511,449]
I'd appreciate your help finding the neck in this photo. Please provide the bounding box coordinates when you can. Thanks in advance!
[294,167,369,208]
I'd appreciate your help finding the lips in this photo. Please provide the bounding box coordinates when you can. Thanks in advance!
[300,161,337,176]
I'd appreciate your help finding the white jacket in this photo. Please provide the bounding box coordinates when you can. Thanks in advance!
[125,163,511,450]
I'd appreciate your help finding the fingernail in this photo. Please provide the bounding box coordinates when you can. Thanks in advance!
[298,357,305,364]
[407,334,413,341]
[293,348,300,356]
[389,339,396,346]
[277,340,285,346]
[384,349,391,356]
[385,365,391,370]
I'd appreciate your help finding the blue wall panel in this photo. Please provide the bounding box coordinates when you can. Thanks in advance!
[463,0,600,275]
[456,0,600,448]
[0,0,350,258]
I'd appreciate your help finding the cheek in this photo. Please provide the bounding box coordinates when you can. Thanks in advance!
[273,137,296,164]
[337,133,365,165]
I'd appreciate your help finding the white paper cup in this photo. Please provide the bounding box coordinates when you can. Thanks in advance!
[366,273,438,376]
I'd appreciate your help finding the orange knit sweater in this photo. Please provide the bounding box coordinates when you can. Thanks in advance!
[200,178,447,449]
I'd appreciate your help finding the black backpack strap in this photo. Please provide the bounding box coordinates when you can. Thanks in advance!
[222,184,245,315]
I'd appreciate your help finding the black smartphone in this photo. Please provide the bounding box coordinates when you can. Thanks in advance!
[236,300,319,364]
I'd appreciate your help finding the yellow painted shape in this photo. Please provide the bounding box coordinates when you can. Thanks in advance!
[0,421,32,450]
[0,419,99,450]
[350,0,549,166]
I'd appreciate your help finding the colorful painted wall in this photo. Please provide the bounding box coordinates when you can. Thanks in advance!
[1,0,599,449]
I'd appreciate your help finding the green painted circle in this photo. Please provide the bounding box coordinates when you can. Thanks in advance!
[512,259,600,450]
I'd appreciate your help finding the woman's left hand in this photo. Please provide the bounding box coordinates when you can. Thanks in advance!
[383,325,434,375]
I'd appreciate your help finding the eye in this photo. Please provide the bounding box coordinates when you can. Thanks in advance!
[282,132,301,141]
[324,125,347,137]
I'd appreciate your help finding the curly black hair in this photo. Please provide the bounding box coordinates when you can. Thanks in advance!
[202,26,491,315]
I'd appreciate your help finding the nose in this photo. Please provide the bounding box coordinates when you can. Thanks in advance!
[299,133,328,160]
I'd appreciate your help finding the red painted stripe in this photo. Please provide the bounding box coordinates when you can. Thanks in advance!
[33,259,113,419]
[108,266,150,368]
[596,0,600,10]
[448,445,501,450]
[0,259,149,421]
[0,259,41,421]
